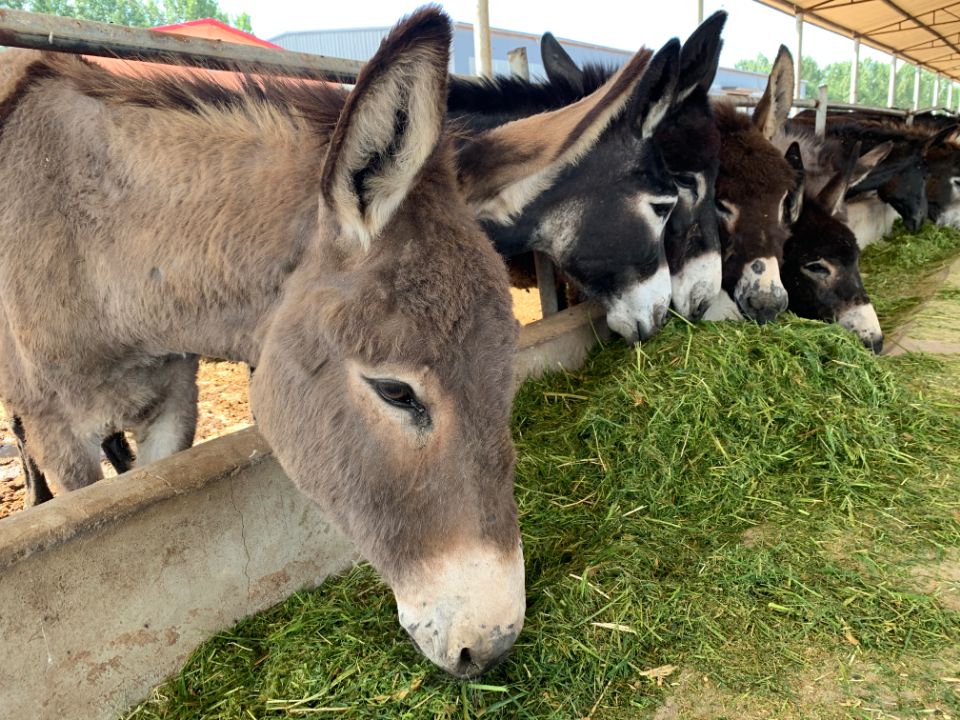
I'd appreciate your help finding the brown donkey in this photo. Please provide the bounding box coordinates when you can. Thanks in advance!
[0,9,524,678]
[704,45,797,324]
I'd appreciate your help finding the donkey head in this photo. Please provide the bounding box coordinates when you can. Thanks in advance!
[459,40,681,342]
[540,12,725,322]
[250,9,523,679]
[783,142,887,353]
[656,11,725,321]
[713,45,795,324]
[844,124,956,232]
[925,135,960,227]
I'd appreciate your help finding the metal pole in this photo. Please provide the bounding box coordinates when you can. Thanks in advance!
[849,36,860,104]
[949,82,954,109]
[888,55,897,107]
[795,12,804,98]
[815,85,828,136]
[933,73,940,107]
[474,0,493,78]
[697,0,704,23]
[913,65,921,110]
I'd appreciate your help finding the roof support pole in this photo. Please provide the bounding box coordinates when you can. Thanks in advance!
[933,73,940,107]
[888,55,897,108]
[815,85,828,137]
[949,82,954,109]
[794,12,803,98]
[913,65,921,110]
[849,36,860,104]
[697,0,704,23]
[473,0,492,78]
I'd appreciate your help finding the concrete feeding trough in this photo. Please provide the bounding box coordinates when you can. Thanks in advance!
[0,303,610,720]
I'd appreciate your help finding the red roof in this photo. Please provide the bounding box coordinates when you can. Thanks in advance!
[87,18,281,88]
[150,18,282,49]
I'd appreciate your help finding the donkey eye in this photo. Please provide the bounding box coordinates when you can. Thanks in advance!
[715,198,732,215]
[674,173,697,190]
[803,261,831,276]
[370,378,416,406]
[651,202,674,219]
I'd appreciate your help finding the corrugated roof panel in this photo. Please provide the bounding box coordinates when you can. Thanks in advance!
[755,0,960,82]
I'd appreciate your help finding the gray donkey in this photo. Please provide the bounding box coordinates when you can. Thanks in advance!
[0,9,526,678]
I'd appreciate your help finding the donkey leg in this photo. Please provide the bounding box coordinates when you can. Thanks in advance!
[133,354,199,467]
[19,413,102,494]
[101,431,135,474]
[11,415,53,507]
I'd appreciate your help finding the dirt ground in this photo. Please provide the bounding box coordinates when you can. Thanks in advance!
[0,289,544,520]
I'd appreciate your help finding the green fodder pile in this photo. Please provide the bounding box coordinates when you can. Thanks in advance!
[127,319,960,719]
[860,220,960,330]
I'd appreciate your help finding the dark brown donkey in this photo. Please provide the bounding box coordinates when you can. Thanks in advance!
[0,10,523,678]
[704,45,797,324]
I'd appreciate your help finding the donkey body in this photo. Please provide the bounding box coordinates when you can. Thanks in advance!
[0,10,524,678]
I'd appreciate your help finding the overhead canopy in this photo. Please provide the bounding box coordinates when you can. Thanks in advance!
[755,1,960,82]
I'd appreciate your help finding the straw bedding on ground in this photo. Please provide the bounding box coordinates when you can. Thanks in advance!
[125,225,960,719]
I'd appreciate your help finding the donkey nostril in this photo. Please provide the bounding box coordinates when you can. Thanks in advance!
[459,647,472,666]
[651,202,674,219]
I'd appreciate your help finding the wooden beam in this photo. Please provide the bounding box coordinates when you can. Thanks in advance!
[0,8,363,81]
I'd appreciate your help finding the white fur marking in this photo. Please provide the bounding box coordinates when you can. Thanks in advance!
[837,302,883,348]
[671,251,722,319]
[606,264,672,342]
[137,406,186,466]
[395,542,525,677]
[702,289,744,321]
[733,255,786,317]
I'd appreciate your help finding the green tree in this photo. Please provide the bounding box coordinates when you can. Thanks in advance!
[0,0,252,32]
[735,52,957,109]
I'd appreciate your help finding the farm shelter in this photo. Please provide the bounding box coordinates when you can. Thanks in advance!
[0,7,957,720]
[757,0,960,108]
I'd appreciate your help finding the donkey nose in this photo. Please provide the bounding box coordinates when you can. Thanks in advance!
[868,336,884,354]
[746,290,788,325]
[452,631,517,678]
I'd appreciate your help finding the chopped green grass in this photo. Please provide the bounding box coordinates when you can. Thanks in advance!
[125,218,960,719]
[860,220,960,331]
[125,317,960,719]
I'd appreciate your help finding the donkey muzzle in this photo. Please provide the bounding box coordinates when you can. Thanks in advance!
[394,542,525,679]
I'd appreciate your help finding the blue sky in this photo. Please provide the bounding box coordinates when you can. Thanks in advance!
[217,0,901,71]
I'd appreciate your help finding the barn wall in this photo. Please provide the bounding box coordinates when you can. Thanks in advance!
[0,303,609,720]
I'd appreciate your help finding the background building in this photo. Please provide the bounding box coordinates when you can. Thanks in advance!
[270,21,808,97]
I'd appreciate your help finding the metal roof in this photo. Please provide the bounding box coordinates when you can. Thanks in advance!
[755,1,960,81]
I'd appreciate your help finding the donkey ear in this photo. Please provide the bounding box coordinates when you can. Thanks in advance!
[319,8,450,249]
[818,140,864,217]
[457,45,654,223]
[627,38,681,139]
[924,123,959,152]
[678,10,726,100]
[783,141,805,225]
[847,140,893,190]
[541,32,583,88]
[753,45,794,141]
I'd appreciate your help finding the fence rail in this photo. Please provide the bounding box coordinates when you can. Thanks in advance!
[0,8,363,81]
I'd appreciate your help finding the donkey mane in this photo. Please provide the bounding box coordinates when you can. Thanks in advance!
[712,101,796,197]
[447,60,633,122]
